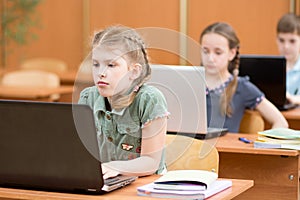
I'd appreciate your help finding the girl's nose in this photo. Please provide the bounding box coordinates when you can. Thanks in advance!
[97,66,108,78]
[207,53,214,61]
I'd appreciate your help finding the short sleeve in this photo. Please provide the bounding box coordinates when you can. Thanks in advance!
[237,76,264,109]
[78,87,91,104]
[136,85,169,126]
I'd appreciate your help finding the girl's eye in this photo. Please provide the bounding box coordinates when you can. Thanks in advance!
[215,51,222,55]
[201,48,209,54]
[108,63,115,67]
[93,62,99,67]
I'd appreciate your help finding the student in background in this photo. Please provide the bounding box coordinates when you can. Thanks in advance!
[199,22,288,133]
[276,13,300,105]
[78,25,169,179]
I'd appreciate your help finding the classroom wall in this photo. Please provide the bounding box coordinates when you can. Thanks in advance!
[3,0,293,70]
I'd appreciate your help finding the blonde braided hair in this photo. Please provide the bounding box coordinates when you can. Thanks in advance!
[92,25,151,109]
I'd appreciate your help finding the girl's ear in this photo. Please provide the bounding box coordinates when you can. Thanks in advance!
[229,48,237,61]
[129,63,142,80]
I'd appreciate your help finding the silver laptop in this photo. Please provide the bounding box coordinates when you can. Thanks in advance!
[0,100,136,194]
[148,64,227,139]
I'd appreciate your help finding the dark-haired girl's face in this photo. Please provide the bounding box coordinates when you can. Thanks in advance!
[200,33,236,76]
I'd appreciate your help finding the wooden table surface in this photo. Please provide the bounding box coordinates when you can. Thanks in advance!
[0,176,253,200]
[0,85,74,99]
[214,133,299,200]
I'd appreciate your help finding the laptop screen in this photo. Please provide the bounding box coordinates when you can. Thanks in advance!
[0,100,104,193]
[148,65,207,134]
[239,55,287,110]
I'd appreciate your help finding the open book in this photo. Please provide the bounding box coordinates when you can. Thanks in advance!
[254,128,300,150]
[137,170,232,199]
[153,170,217,191]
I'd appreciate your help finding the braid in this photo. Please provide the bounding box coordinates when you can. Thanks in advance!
[221,46,240,116]
[200,22,241,117]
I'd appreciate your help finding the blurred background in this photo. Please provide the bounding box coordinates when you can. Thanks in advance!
[0,0,298,70]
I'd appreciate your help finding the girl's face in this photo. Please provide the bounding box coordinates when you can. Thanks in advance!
[200,33,236,76]
[277,32,300,62]
[92,46,134,98]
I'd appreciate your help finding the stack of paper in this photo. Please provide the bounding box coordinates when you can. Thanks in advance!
[254,128,300,150]
[137,170,232,199]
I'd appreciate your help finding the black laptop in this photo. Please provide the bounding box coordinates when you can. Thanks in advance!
[0,100,136,194]
[239,54,298,111]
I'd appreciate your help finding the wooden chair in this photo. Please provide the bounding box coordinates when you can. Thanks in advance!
[1,69,61,101]
[239,109,265,134]
[165,134,219,174]
[20,57,68,73]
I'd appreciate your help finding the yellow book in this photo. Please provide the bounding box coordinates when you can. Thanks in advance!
[254,128,300,150]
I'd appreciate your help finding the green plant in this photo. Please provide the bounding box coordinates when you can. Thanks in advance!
[0,0,42,68]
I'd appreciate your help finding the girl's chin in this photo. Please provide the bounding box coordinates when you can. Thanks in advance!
[97,89,111,97]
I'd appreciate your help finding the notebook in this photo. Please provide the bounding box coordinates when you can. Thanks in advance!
[148,64,228,139]
[239,54,298,111]
[0,100,136,194]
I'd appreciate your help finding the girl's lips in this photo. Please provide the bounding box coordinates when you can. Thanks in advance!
[97,81,109,86]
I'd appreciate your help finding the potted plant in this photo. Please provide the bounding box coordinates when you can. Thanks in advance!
[0,0,43,68]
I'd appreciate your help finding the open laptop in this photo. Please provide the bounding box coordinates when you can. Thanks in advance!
[148,64,228,139]
[0,100,136,194]
[239,54,298,111]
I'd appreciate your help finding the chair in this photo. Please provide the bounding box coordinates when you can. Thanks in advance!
[165,134,219,173]
[239,109,265,134]
[1,69,61,101]
[20,57,68,73]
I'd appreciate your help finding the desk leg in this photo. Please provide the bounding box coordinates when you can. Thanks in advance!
[219,152,299,200]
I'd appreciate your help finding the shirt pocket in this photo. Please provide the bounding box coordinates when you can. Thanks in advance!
[117,123,140,137]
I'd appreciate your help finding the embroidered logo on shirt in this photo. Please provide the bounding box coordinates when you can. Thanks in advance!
[121,143,134,151]
[136,146,141,153]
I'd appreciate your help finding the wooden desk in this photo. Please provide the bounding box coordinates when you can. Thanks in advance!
[215,133,299,200]
[56,70,93,85]
[0,176,253,200]
[282,106,300,130]
[0,85,74,102]
[55,70,93,102]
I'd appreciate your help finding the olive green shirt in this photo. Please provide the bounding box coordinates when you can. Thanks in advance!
[78,84,168,174]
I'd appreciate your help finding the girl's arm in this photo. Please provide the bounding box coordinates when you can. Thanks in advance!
[101,117,167,179]
[255,98,289,128]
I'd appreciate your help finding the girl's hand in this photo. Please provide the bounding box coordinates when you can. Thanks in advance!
[101,163,120,179]
[287,92,300,105]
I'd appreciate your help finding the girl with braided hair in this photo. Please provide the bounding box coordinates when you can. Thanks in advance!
[78,25,169,179]
[200,22,288,132]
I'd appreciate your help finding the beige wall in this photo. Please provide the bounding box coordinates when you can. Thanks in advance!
[4,0,292,70]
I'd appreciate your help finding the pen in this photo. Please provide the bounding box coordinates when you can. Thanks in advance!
[238,137,253,144]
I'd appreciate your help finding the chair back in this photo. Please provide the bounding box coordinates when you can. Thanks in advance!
[1,69,60,101]
[165,134,219,173]
[239,109,265,134]
[20,57,68,73]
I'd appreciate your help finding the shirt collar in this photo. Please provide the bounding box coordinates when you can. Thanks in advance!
[293,56,300,71]
[93,95,126,116]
